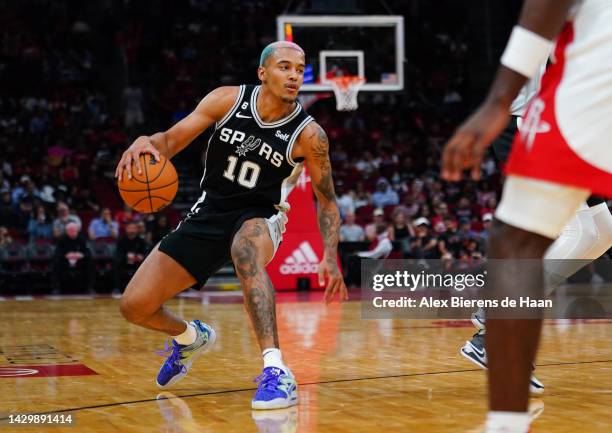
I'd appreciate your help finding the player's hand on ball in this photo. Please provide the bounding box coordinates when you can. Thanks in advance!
[442,99,510,181]
[319,257,348,304]
[115,136,162,181]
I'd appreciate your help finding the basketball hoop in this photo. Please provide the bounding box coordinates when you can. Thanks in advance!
[329,76,365,111]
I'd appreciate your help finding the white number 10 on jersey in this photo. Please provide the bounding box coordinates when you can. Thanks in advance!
[223,155,261,189]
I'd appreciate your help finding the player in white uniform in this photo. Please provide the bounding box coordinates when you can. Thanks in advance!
[443,0,612,432]
[459,58,612,395]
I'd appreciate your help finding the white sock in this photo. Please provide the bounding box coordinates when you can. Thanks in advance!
[485,411,530,433]
[263,348,286,371]
[173,321,197,346]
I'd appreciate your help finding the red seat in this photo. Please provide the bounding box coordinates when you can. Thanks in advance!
[94,236,116,244]
[355,205,375,226]
[383,204,397,220]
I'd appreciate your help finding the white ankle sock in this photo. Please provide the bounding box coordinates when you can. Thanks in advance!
[263,348,286,370]
[173,321,197,346]
[485,411,530,433]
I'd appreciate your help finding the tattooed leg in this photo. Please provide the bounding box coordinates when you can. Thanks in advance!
[230,218,279,349]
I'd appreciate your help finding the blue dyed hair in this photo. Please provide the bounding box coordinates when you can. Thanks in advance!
[259,41,304,67]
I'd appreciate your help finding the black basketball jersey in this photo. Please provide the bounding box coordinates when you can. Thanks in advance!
[192,85,313,213]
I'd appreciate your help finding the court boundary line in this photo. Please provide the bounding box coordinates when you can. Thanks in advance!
[1,358,611,420]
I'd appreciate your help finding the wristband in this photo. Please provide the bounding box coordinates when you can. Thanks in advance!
[501,26,553,78]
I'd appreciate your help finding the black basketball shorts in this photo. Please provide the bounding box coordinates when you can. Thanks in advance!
[158,204,285,286]
[491,116,520,164]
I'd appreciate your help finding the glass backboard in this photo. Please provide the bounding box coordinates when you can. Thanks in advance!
[277,15,405,92]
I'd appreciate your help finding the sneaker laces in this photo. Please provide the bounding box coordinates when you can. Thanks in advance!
[157,340,187,373]
[254,368,282,390]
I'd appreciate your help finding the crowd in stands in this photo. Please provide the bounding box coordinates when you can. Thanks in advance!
[1,0,574,291]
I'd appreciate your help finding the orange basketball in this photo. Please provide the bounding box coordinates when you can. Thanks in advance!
[117,154,178,213]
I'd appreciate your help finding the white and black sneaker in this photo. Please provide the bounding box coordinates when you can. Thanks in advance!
[460,329,488,369]
[460,329,544,395]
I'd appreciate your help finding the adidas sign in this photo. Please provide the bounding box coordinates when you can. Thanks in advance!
[280,241,319,275]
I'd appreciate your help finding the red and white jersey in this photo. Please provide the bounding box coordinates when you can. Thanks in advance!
[509,63,546,117]
[506,0,612,196]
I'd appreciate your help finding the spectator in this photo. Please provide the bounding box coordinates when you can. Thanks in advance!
[458,217,478,240]
[454,197,474,220]
[336,182,356,217]
[480,197,498,217]
[438,216,463,259]
[365,208,387,241]
[0,158,11,177]
[0,226,12,248]
[114,221,150,292]
[353,182,371,209]
[340,212,365,242]
[53,202,82,238]
[21,178,42,203]
[122,85,145,129]
[399,194,420,218]
[136,220,147,238]
[52,222,94,292]
[27,205,53,241]
[409,217,439,259]
[115,204,141,232]
[0,189,16,228]
[345,222,393,287]
[477,181,497,206]
[389,208,412,242]
[14,198,34,231]
[0,172,9,191]
[355,151,378,174]
[431,203,451,233]
[357,223,393,259]
[465,238,483,259]
[372,178,399,209]
[71,186,100,212]
[88,207,119,240]
[479,213,493,244]
[59,156,79,185]
[11,176,32,204]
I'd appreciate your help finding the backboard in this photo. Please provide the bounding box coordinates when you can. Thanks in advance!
[276,15,405,92]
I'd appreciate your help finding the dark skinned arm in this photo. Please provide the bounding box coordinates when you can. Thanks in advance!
[442,0,576,181]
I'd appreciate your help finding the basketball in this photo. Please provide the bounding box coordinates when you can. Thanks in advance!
[117,154,178,213]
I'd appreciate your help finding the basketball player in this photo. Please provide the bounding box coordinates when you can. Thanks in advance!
[442,0,612,432]
[459,60,612,394]
[115,41,348,410]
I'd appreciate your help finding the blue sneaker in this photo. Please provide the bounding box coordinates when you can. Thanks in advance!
[252,367,298,410]
[156,320,216,389]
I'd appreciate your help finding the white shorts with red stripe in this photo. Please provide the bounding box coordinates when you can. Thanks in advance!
[497,0,612,238]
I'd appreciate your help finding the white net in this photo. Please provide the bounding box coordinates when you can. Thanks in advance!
[329,76,365,111]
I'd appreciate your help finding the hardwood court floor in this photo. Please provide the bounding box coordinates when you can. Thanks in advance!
[0,293,611,433]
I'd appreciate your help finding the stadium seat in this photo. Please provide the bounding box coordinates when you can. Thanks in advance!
[0,241,29,275]
[79,210,98,231]
[355,204,375,225]
[27,241,55,269]
[1,241,28,263]
[90,240,115,260]
[383,204,397,219]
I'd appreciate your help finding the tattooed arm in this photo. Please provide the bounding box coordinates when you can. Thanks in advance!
[297,122,348,303]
